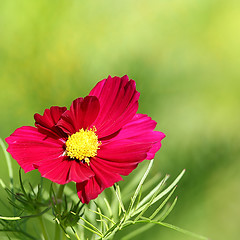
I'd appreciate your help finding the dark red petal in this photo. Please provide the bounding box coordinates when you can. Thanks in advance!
[76,179,100,204]
[36,158,94,184]
[57,96,100,135]
[89,75,140,138]
[97,114,165,163]
[35,157,72,184]
[34,106,67,138]
[6,126,65,173]
[68,160,94,183]
[76,158,122,204]
[5,126,94,184]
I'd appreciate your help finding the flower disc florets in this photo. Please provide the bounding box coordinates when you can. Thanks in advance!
[65,127,101,164]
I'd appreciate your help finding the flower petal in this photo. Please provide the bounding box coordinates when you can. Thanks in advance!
[57,96,100,135]
[123,114,166,160]
[68,160,95,183]
[5,126,94,184]
[34,106,67,138]
[36,158,94,184]
[89,75,140,138]
[98,140,150,163]
[76,158,122,204]
[97,114,165,163]
[35,157,72,184]
[94,157,138,176]
[6,126,65,172]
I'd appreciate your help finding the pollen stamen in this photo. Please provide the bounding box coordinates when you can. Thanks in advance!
[65,127,101,164]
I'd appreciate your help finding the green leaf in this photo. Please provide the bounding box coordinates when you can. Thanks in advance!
[133,169,185,216]
[103,198,113,219]
[133,178,166,222]
[126,160,154,215]
[149,186,177,220]
[158,196,178,221]
[78,222,103,238]
[79,217,103,236]
[121,163,149,200]
[153,169,185,204]
[141,173,162,195]
[148,221,209,240]
[113,183,126,215]
[89,209,115,226]
[135,174,169,211]
[0,216,21,221]
[0,138,13,190]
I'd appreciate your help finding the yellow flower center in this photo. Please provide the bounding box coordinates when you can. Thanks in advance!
[65,127,101,165]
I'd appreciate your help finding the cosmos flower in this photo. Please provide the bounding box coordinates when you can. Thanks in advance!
[6,76,165,203]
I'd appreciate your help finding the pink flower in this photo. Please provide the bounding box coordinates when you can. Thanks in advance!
[6,76,165,203]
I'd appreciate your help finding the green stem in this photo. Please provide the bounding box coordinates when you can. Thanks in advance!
[54,184,65,240]
[38,215,49,240]
[55,222,61,240]
[57,184,65,199]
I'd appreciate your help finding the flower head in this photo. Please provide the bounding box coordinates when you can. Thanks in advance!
[6,76,165,203]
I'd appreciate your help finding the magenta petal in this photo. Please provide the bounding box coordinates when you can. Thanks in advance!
[6,126,65,173]
[98,140,150,162]
[90,159,123,187]
[89,75,140,138]
[94,157,138,176]
[6,126,94,184]
[98,114,165,163]
[57,96,100,135]
[36,158,72,184]
[34,106,67,138]
[146,131,165,160]
[76,179,100,204]
[36,158,94,184]
[68,160,94,183]
[76,159,122,204]
[121,114,166,160]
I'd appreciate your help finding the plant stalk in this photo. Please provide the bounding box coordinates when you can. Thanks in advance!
[54,184,65,240]
[38,215,49,240]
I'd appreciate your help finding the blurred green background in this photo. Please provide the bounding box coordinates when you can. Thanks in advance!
[0,0,240,239]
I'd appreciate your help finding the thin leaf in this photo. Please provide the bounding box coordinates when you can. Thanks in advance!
[121,164,148,199]
[0,178,6,189]
[127,160,154,215]
[148,221,209,240]
[97,207,103,233]
[135,175,168,211]
[133,169,185,216]
[103,198,113,219]
[79,217,102,236]
[113,184,125,214]
[149,186,177,220]
[78,223,103,238]
[89,210,115,225]
[18,169,27,197]
[152,169,185,205]
[121,221,153,240]
[158,197,178,221]
[133,180,165,222]
[28,183,37,197]
[96,218,109,231]
[71,227,81,240]
[0,216,21,220]
[0,138,13,190]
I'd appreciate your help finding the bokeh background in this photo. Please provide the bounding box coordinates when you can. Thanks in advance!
[0,0,240,239]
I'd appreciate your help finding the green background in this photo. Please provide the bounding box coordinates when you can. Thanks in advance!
[0,0,240,239]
